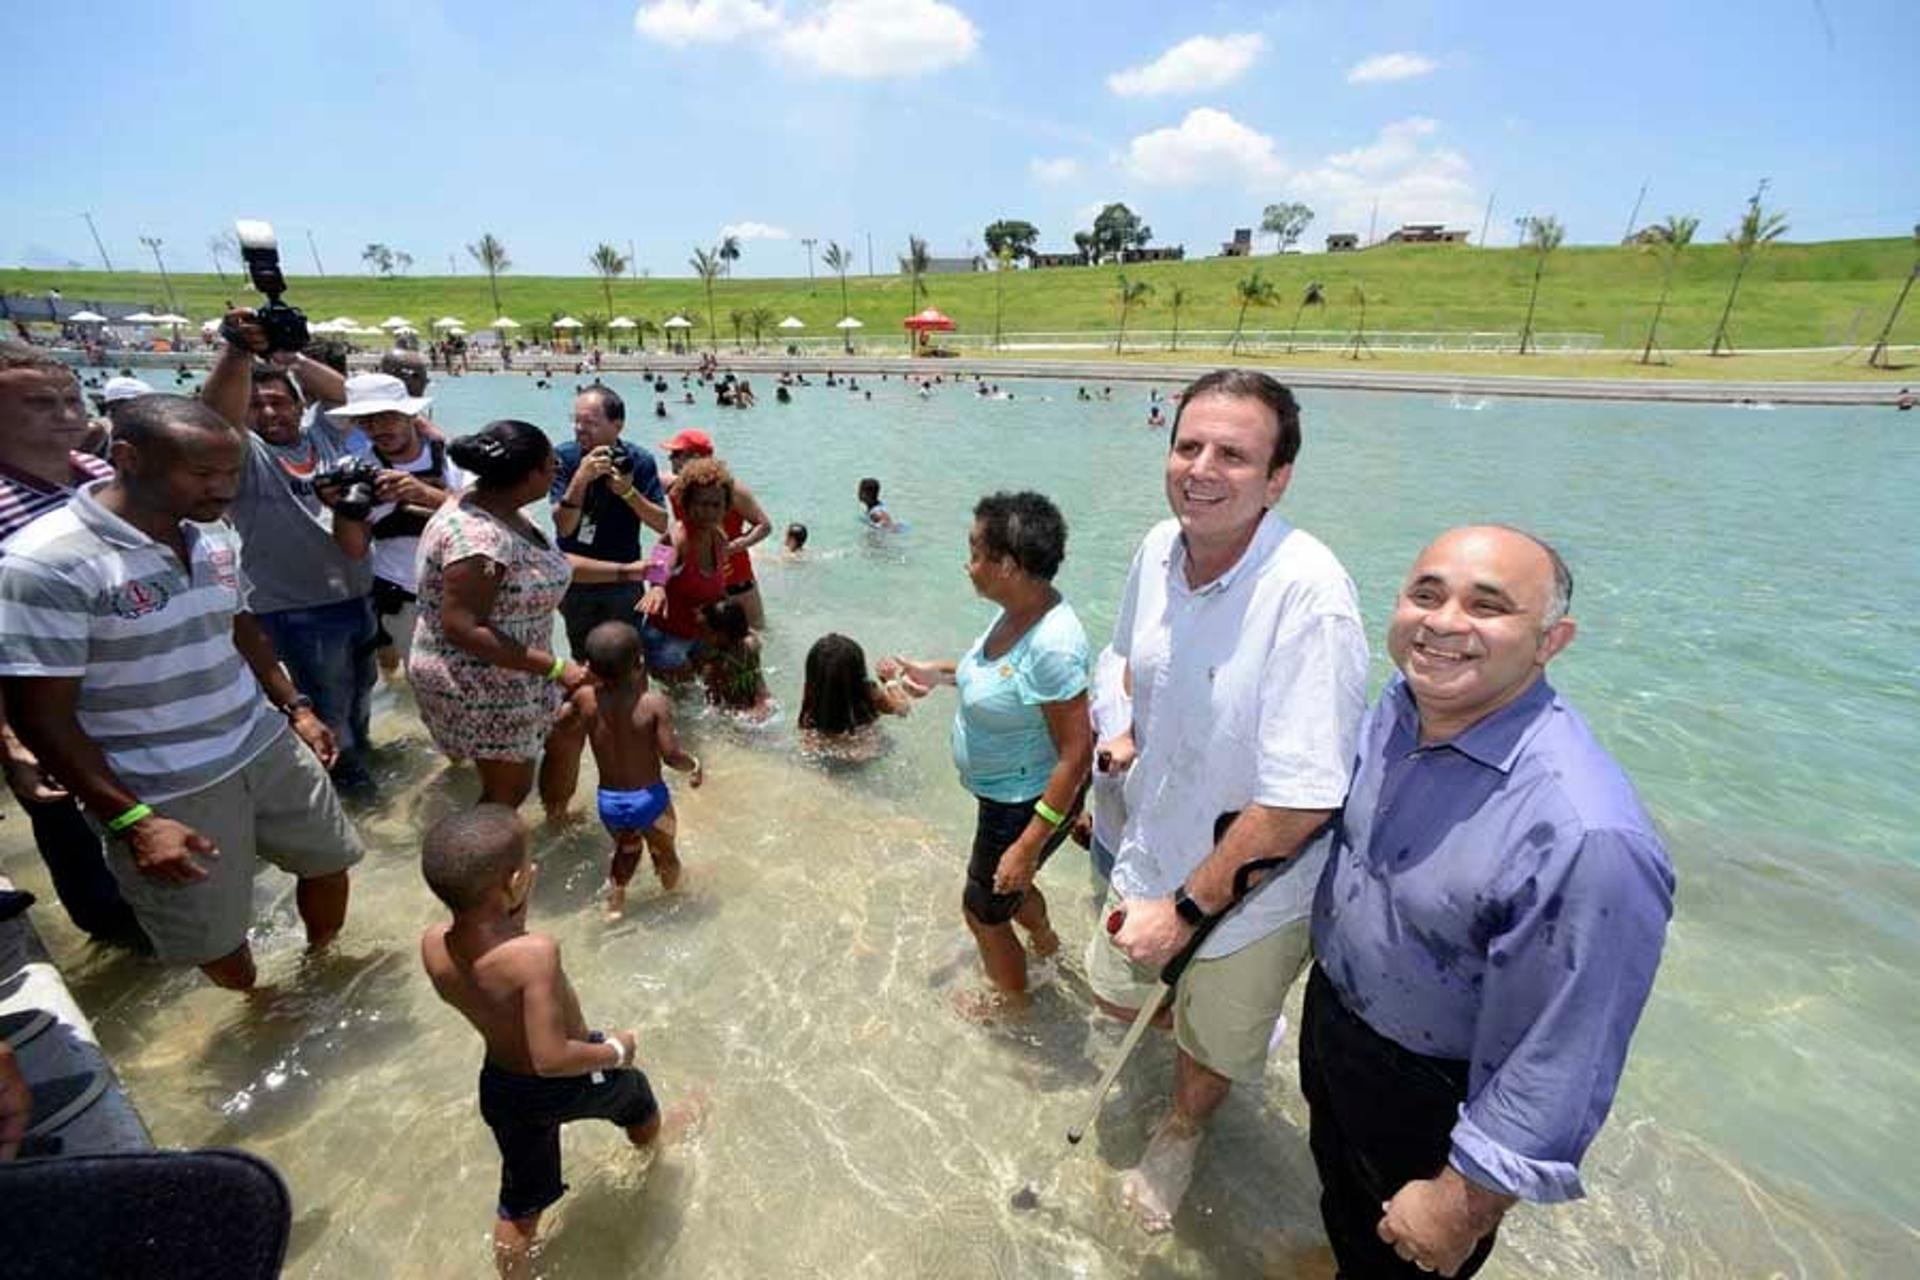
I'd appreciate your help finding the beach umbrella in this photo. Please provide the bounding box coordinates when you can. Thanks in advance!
[662,315,693,329]
[553,316,583,329]
[834,316,865,329]
[392,324,418,335]
[609,317,637,330]
[154,313,191,325]
[122,311,161,324]
[902,307,955,331]
[329,315,360,327]
[68,310,108,323]
[201,318,223,332]
[309,319,344,335]
[491,316,521,330]
[778,316,806,330]
[380,316,412,330]
[431,316,463,330]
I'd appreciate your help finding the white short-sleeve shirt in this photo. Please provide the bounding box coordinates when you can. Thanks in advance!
[1112,511,1369,958]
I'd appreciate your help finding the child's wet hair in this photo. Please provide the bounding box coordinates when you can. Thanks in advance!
[701,598,751,642]
[785,521,808,549]
[583,620,643,680]
[800,633,879,734]
[421,803,528,910]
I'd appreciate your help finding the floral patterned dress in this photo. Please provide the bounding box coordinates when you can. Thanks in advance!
[407,496,572,761]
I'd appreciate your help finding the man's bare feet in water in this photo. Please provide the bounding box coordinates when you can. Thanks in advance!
[604,879,629,920]
[1120,1112,1204,1234]
[544,803,582,828]
[651,852,682,891]
[950,985,1031,1022]
[1024,923,1060,957]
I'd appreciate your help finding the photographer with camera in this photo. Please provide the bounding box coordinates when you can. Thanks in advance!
[200,224,380,797]
[325,373,467,682]
[550,387,668,658]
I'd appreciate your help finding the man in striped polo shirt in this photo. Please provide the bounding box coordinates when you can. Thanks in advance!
[0,394,363,990]
[0,342,146,948]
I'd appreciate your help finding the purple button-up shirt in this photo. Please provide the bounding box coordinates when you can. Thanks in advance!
[1312,674,1674,1203]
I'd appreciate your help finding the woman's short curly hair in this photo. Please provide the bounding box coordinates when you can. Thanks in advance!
[675,455,734,508]
[973,491,1068,581]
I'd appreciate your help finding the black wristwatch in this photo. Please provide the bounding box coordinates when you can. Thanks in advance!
[1172,884,1213,928]
[280,694,315,717]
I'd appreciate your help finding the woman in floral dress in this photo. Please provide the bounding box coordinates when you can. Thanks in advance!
[407,420,605,806]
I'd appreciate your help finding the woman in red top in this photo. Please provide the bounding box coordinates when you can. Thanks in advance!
[638,456,732,679]
[660,428,773,627]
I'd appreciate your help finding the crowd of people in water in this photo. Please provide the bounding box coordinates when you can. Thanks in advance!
[0,324,1677,1278]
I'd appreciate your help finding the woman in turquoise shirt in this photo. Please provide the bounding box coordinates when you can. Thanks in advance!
[889,492,1093,1002]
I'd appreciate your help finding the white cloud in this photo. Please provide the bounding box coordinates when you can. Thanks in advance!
[1029,156,1081,184]
[1121,107,1286,187]
[1107,33,1266,97]
[635,0,978,77]
[633,0,781,47]
[1347,52,1437,84]
[720,220,791,241]
[1289,117,1480,242]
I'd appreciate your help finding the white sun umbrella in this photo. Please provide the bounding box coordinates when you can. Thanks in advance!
[491,316,521,330]
[834,316,864,330]
[122,311,161,324]
[308,319,344,335]
[351,326,385,337]
[201,318,223,332]
[552,316,583,330]
[608,316,637,330]
[662,315,693,330]
[392,324,418,335]
[329,315,360,328]
[778,316,806,330]
[154,313,191,325]
[431,316,463,330]
[380,316,412,331]
[68,309,108,323]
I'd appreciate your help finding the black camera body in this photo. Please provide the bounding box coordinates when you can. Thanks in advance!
[313,455,380,522]
[225,219,310,355]
[606,441,637,476]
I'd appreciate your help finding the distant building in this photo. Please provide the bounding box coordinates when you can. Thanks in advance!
[1624,226,1670,246]
[1219,228,1253,257]
[1326,233,1360,253]
[1384,223,1470,245]
[1029,250,1088,270]
[923,255,985,274]
[1120,245,1185,264]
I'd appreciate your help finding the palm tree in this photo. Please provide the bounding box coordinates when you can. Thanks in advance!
[467,233,511,316]
[583,313,606,346]
[902,235,931,308]
[1113,272,1154,354]
[1348,281,1373,360]
[1637,215,1700,364]
[1516,214,1566,355]
[1165,284,1192,351]
[1709,187,1789,356]
[822,241,854,352]
[990,247,1014,349]
[1867,226,1920,369]
[727,308,746,349]
[206,231,237,285]
[634,317,657,353]
[1227,268,1277,355]
[1288,281,1326,353]
[718,234,742,279]
[589,243,628,321]
[689,246,722,345]
[747,306,775,348]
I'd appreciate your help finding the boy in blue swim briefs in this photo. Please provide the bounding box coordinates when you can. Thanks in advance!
[558,621,704,918]
[419,805,698,1276]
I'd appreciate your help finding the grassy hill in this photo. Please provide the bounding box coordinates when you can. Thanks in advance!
[5,237,1915,356]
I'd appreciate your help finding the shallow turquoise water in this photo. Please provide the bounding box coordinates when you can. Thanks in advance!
[11,370,1916,1275]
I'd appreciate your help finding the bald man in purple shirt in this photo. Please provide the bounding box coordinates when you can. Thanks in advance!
[1307,526,1675,1277]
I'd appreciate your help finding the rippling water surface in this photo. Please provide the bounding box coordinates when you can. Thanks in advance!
[8,371,1917,1276]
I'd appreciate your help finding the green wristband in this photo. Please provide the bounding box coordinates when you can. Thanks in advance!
[107,802,152,832]
[547,655,567,681]
[1033,799,1066,828]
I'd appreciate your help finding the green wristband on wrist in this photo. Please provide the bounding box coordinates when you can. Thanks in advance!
[107,802,152,832]
[1033,799,1066,828]
[547,655,567,682]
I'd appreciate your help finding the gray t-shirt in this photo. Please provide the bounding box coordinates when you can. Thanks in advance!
[225,406,373,614]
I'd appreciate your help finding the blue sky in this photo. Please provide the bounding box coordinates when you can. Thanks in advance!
[6,1,1915,278]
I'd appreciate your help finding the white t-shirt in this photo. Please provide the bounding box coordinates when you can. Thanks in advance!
[1088,645,1132,853]
[1112,511,1369,959]
[360,439,468,591]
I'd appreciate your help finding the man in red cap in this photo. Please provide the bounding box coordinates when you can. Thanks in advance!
[659,428,774,628]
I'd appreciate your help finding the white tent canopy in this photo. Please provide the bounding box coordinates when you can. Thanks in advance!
[431,316,463,330]
[552,316,583,329]
[380,316,412,330]
[778,316,806,329]
[154,313,191,325]
[608,317,637,329]
[662,315,693,330]
[67,310,108,323]
[328,316,360,327]
[122,312,161,324]
[834,316,865,330]
[491,317,521,329]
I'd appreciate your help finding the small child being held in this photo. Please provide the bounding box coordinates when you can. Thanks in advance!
[418,804,694,1277]
[799,634,912,758]
[557,621,703,918]
[857,477,899,531]
[698,599,770,716]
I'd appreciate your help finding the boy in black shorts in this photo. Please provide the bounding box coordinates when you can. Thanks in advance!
[419,805,695,1276]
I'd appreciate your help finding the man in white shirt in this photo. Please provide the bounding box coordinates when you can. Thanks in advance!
[1094,369,1369,1232]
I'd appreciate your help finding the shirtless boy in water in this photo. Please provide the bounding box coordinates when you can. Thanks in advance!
[419,805,693,1278]
[556,621,703,917]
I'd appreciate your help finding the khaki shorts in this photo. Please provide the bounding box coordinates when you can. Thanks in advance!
[101,728,365,966]
[1086,888,1312,1084]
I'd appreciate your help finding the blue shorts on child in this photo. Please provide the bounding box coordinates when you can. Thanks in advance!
[598,782,671,835]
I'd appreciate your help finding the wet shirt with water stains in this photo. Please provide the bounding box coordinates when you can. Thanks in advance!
[1312,674,1675,1204]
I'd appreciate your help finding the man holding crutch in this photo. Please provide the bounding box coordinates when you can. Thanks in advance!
[1092,369,1369,1232]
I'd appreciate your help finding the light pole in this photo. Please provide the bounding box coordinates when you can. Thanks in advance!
[139,235,179,312]
[801,237,817,293]
[81,212,114,271]
[305,229,326,276]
